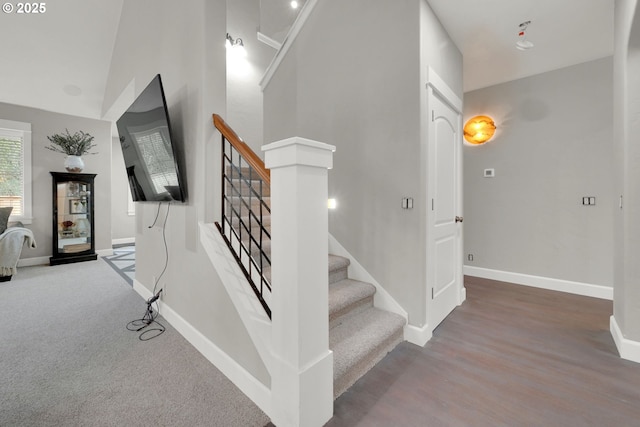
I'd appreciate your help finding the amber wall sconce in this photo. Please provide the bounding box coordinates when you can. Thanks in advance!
[463,115,496,145]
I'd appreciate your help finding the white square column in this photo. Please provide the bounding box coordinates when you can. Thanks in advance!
[263,137,336,427]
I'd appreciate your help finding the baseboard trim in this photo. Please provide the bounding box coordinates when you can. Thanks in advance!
[112,237,135,246]
[610,316,640,364]
[459,286,467,304]
[404,323,432,347]
[18,250,114,268]
[463,266,613,300]
[96,248,114,257]
[132,279,272,416]
[17,256,49,267]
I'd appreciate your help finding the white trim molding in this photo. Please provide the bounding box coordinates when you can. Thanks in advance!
[259,0,318,90]
[426,66,463,113]
[112,237,135,246]
[17,256,49,267]
[133,279,272,415]
[257,32,282,50]
[96,248,114,257]
[18,250,115,267]
[610,316,640,364]
[404,324,433,347]
[464,265,613,300]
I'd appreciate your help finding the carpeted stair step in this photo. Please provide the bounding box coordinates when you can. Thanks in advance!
[329,254,350,285]
[330,306,405,398]
[329,279,375,329]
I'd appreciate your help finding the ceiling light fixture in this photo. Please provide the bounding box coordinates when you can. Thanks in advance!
[291,1,299,9]
[516,20,534,51]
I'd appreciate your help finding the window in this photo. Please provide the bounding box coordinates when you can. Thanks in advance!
[0,119,32,224]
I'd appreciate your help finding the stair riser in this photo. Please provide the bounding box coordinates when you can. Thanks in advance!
[329,266,348,285]
[333,329,403,399]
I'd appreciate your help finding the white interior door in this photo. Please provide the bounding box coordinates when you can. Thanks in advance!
[427,85,463,331]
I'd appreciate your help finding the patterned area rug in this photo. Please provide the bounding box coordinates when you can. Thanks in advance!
[102,245,135,286]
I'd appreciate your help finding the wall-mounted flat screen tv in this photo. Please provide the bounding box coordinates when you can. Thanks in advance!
[116,74,186,203]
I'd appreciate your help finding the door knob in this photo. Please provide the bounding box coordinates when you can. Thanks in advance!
[455,216,463,223]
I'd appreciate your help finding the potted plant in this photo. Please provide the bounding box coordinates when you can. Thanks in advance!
[46,129,97,172]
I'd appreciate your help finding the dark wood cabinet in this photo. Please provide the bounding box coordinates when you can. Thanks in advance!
[50,172,97,265]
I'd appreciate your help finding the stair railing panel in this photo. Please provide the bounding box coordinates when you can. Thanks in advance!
[214,114,272,318]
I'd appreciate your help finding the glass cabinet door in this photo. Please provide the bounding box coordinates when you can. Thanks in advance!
[50,172,97,265]
[56,181,92,253]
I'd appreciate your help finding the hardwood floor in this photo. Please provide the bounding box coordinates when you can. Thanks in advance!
[325,276,640,427]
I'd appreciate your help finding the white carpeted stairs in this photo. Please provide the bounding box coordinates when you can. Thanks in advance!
[328,254,406,398]
[226,173,405,399]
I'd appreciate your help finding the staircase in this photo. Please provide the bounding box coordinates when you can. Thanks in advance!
[227,176,405,398]
[213,114,406,422]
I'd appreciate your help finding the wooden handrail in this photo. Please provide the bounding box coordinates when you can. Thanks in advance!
[212,114,270,184]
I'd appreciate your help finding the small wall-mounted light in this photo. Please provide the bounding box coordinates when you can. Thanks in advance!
[225,33,247,57]
[328,198,337,209]
[463,115,496,145]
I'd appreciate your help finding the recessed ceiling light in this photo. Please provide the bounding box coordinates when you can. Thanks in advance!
[291,1,299,9]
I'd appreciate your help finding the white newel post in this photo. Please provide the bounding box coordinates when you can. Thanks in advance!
[263,138,336,427]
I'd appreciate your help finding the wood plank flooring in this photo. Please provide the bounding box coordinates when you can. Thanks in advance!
[325,276,640,427]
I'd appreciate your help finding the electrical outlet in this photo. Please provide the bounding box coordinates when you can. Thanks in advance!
[467,254,474,261]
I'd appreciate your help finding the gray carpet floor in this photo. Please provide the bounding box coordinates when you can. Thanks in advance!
[0,259,270,427]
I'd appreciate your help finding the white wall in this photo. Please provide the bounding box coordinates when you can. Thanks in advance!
[110,136,135,242]
[463,58,614,287]
[0,102,112,259]
[263,0,462,325]
[613,0,640,342]
[226,0,275,155]
[102,0,269,385]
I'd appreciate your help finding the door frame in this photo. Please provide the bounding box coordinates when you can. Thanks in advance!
[425,67,465,333]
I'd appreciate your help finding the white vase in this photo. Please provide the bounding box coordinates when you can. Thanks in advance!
[64,155,84,173]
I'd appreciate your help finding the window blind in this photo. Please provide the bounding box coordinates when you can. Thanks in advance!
[0,136,24,215]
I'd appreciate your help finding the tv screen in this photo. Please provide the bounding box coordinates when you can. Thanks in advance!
[116,74,186,203]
